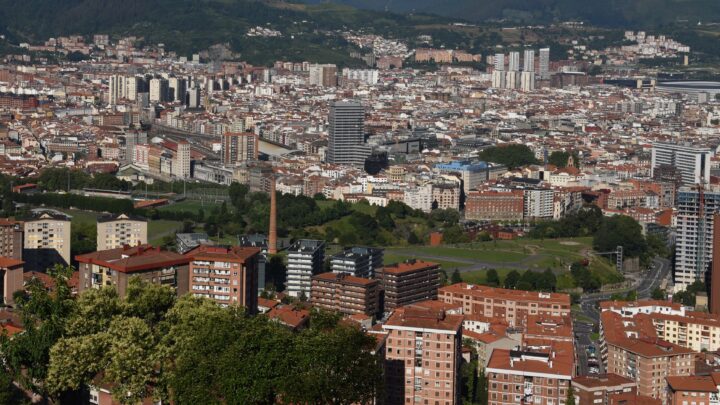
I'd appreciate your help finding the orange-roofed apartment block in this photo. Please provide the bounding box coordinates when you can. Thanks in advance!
[382,305,463,405]
[376,260,440,311]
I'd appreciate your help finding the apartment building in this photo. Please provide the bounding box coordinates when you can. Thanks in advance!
[666,375,720,405]
[651,142,712,185]
[523,188,555,219]
[0,218,23,260]
[431,183,460,211]
[186,245,261,313]
[330,246,383,278]
[23,212,71,272]
[486,341,574,405]
[310,272,380,316]
[221,132,259,166]
[96,214,148,251]
[286,239,325,298]
[464,189,524,221]
[376,260,440,311]
[382,305,463,405]
[76,245,190,297]
[601,311,694,402]
[572,373,638,405]
[0,257,23,306]
[438,283,571,327]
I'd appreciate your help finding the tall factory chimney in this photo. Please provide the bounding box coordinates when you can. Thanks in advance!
[268,176,278,255]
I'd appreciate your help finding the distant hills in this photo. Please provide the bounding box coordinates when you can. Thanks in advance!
[300,0,720,27]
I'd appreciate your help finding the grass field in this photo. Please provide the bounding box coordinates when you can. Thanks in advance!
[383,253,470,272]
[148,220,185,245]
[158,199,226,214]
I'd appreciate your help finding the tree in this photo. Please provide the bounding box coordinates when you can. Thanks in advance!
[486,269,500,287]
[478,144,538,169]
[651,288,666,300]
[536,269,557,292]
[566,386,576,405]
[450,268,462,284]
[593,215,648,260]
[548,151,571,167]
[504,270,521,289]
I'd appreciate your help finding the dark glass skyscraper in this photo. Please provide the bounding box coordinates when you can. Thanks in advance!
[327,100,369,166]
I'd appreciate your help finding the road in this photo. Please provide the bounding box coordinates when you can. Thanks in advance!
[574,257,671,376]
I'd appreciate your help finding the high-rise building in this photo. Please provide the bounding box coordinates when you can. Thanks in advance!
[96,214,148,251]
[491,70,506,89]
[221,132,259,167]
[520,71,535,91]
[376,260,440,311]
[326,101,369,166]
[149,78,169,102]
[505,70,518,89]
[494,53,505,71]
[523,49,535,72]
[382,305,463,405]
[186,245,261,312]
[508,51,520,71]
[308,64,338,87]
[539,48,551,79]
[168,77,187,102]
[712,212,720,314]
[674,186,720,289]
[286,239,325,298]
[125,76,141,101]
[173,141,191,179]
[77,244,190,297]
[0,218,23,260]
[109,74,124,105]
[310,272,380,316]
[651,142,712,185]
[330,246,383,278]
[187,87,201,108]
[23,212,71,272]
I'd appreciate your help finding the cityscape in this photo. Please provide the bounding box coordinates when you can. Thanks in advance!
[0,1,720,405]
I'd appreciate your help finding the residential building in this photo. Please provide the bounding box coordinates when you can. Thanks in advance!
[0,257,23,306]
[434,160,506,194]
[523,49,535,72]
[666,375,720,405]
[508,51,520,72]
[149,77,169,102]
[465,189,524,221]
[494,53,505,71]
[308,64,337,87]
[108,74,123,105]
[310,272,380,316]
[572,374,638,405]
[674,185,720,289]
[76,244,190,297]
[23,212,71,272]
[173,141,191,179]
[0,218,23,260]
[539,48,550,79]
[330,246,383,278]
[186,245,261,313]
[341,68,379,85]
[651,142,712,185]
[168,77,187,102]
[524,188,555,219]
[286,239,325,298]
[438,283,572,327]
[486,341,574,405]
[376,260,440,311]
[222,132,259,166]
[96,214,147,251]
[382,305,463,405]
[326,100,370,166]
[176,233,212,254]
[432,183,460,211]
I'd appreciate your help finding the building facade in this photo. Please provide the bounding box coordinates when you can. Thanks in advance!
[310,272,380,315]
[376,260,440,311]
[0,218,23,260]
[326,101,369,166]
[96,214,148,251]
[330,246,383,278]
[286,239,325,298]
[23,213,71,272]
[651,142,712,185]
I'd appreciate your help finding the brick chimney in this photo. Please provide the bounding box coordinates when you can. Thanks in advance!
[268,176,278,255]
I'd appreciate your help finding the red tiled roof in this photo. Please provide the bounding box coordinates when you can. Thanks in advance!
[75,244,189,273]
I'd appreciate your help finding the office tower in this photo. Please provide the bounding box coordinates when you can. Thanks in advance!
[77,245,190,296]
[310,272,380,316]
[0,219,23,260]
[523,49,535,72]
[383,305,463,405]
[651,142,712,185]
[173,141,191,179]
[187,87,201,108]
[286,239,325,298]
[149,78,169,102]
[268,178,277,255]
[109,74,123,105]
[23,212,71,272]
[186,245,261,312]
[308,64,338,87]
[96,214,148,251]
[494,53,505,71]
[486,342,573,405]
[674,186,720,290]
[439,283,571,327]
[508,51,520,71]
[168,77,187,102]
[326,101,369,166]
[520,71,536,91]
[0,257,23,306]
[221,132,259,166]
[375,260,440,311]
[125,76,141,101]
[331,246,384,278]
[539,48,550,79]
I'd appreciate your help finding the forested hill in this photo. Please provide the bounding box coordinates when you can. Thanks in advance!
[300,0,720,27]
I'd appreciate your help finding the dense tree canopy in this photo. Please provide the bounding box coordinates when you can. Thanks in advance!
[478,144,538,169]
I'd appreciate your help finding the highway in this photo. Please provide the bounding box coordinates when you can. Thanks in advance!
[574,257,671,376]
